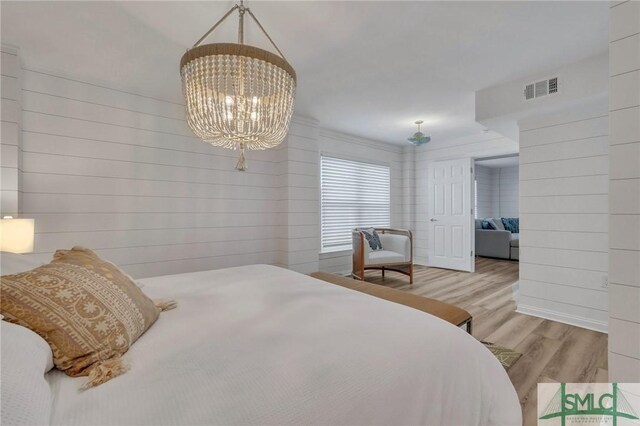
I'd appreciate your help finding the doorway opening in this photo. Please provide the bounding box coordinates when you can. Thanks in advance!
[473,154,520,268]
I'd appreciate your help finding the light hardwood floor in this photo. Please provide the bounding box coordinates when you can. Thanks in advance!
[365,257,608,425]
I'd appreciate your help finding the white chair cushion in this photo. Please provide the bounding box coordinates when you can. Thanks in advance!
[377,234,411,262]
[366,250,406,265]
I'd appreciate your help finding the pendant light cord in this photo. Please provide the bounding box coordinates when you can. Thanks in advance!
[191,1,289,62]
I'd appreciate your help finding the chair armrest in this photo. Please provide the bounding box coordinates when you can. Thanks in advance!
[352,231,371,259]
[376,228,413,262]
[352,231,370,277]
[378,234,411,262]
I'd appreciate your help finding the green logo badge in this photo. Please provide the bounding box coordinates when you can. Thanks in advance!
[539,383,639,426]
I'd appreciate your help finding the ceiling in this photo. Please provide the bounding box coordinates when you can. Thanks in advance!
[475,155,519,169]
[1,1,609,145]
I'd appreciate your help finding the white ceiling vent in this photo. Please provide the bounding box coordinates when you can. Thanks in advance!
[524,77,559,100]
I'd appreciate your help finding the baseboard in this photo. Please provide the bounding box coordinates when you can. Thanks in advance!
[517,304,608,334]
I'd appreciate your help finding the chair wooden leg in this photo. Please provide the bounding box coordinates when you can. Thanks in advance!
[381,267,385,279]
[409,263,413,286]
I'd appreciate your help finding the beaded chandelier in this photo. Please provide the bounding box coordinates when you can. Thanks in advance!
[180,1,296,171]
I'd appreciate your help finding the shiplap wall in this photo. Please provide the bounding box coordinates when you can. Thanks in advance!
[475,165,496,218]
[517,103,609,332]
[2,50,407,277]
[413,133,518,265]
[498,166,519,217]
[401,146,416,231]
[609,0,640,382]
[0,45,21,216]
[14,64,326,278]
[317,130,405,275]
[278,119,321,274]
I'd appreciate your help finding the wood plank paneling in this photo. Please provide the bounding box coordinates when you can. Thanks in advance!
[4,62,411,278]
[474,165,496,218]
[13,67,302,277]
[609,0,640,381]
[518,109,609,333]
[0,45,21,216]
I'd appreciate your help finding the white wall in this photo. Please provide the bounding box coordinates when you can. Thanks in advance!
[0,45,21,216]
[16,65,301,278]
[498,166,519,218]
[474,165,496,218]
[1,47,408,278]
[476,52,609,143]
[474,164,519,219]
[477,49,611,333]
[277,117,321,275]
[517,102,609,333]
[608,0,640,382]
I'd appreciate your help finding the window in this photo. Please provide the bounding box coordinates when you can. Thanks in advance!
[320,155,390,252]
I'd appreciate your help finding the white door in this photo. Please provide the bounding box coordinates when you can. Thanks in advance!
[427,158,474,272]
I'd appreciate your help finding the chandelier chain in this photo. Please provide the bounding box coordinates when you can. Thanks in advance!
[238,1,245,44]
[193,4,239,48]
[191,2,288,62]
[245,8,288,61]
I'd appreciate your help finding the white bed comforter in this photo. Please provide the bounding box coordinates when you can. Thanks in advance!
[48,265,521,426]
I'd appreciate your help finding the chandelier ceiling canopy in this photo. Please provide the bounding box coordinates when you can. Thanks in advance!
[180,1,296,171]
[407,120,431,146]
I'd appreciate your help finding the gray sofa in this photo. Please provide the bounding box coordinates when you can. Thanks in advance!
[475,218,519,260]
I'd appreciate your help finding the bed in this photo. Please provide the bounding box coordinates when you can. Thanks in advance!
[10,263,521,425]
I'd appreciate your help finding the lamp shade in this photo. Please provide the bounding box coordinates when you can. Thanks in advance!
[0,218,35,254]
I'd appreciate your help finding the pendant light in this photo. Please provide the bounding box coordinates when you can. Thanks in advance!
[180,1,296,171]
[407,120,431,146]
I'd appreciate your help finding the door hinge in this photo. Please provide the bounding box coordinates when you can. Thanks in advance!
[471,250,473,257]
[471,167,474,174]
[471,208,474,215]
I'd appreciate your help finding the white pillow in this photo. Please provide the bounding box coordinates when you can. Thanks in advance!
[1,320,54,426]
[0,252,44,275]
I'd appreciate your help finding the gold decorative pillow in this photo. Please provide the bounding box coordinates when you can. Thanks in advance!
[0,247,168,388]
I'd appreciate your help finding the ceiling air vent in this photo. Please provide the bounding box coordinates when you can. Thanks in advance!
[523,76,559,101]
[524,83,535,100]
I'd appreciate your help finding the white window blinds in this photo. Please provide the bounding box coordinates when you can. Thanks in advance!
[320,155,391,251]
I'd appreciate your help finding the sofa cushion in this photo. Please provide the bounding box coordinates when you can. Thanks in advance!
[502,218,519,233]
[510,233,519,247]
[366,250,406,265]
[490,218,506,231]
[481,220,497,230]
